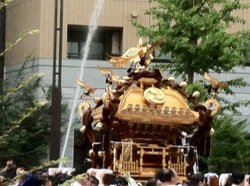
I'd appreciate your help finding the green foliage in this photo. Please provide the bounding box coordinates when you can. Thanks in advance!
[207,116,250,173]
[133,0,250,83]
[186,80,209,103]
[0,0,12,9]
[0,30,39,57]
[0,72,51,168]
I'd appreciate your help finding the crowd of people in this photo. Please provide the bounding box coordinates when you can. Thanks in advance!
[0,159,249,186]
[145,169,249,186]
[0,159,75,186]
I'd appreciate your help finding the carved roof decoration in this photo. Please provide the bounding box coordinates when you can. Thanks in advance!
[115,86,200,125]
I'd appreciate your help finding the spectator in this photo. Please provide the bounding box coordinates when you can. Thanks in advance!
[219,173,231,186]
[204,173,219,186]
[115,176,128,186]
[16,173,38,186]
[182,179,190,186]
[87,175,99,186]
[156,168,179,186]
[0,175,4,185]
[189,173,205,186]
[0,159,17,180]
[146,177,161,186]
[245,175,250,186]
[228,170,246,186]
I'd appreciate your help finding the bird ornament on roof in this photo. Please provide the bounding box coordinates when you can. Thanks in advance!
[77,80,97,98]
[97,65,127,87]
[204,72,228,96]
[108,37,164,70]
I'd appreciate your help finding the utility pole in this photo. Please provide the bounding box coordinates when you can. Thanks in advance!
[50,0,63,161]
[0,0,6,80]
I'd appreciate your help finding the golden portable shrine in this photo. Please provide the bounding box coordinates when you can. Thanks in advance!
[77,37,224,181]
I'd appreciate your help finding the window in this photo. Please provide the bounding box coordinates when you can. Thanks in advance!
[67,25,123,60]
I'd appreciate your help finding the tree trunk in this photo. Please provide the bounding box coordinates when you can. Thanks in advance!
[187,70,194,84]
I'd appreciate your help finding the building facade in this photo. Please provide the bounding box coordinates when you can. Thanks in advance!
[3,0,250,168]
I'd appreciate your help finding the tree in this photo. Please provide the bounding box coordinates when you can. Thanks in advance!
[0,66,68,168]
[0,78,69,169]
[209,116,250,173]
[0,62,70,169]
[0,1,71,169]
[0,71,50,168]
[133,0,250,83]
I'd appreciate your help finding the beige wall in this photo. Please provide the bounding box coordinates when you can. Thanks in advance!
[227,0,250,32]
[5,0,151,65]
[5,0,250,66]
[39,0,54,59]
[5,0,40,66]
